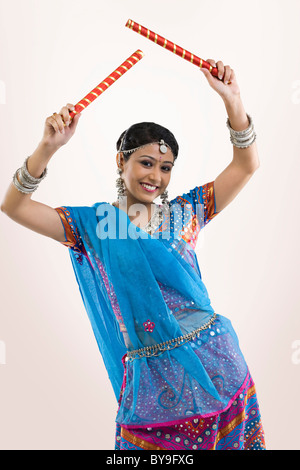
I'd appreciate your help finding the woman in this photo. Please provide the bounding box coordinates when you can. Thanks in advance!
[1,59,265,450]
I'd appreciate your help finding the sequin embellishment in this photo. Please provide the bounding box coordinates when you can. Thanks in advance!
[143,320,155,332]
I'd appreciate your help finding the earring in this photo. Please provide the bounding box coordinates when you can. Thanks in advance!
[160,190,169,206]
[116,167,126,202]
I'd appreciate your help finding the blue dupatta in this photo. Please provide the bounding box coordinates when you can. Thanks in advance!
[56,184,248,426]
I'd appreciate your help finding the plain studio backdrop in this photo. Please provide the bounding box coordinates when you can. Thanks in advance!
[0,0,299,450]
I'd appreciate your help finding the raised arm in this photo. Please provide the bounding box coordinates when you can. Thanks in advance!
[199,60,260,213]
[1,104,81,242]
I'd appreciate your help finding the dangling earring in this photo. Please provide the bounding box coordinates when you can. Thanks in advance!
[116,167,126,202]
[160,189,169,207]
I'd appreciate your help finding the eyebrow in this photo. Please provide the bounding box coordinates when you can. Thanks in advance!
[138,155,174,166]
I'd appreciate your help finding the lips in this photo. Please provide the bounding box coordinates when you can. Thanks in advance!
[140,183,158,192]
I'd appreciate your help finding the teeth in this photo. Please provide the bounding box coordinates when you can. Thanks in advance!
[141,183,157,190]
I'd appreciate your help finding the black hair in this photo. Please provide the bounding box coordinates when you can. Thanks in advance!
[116,122,179,163]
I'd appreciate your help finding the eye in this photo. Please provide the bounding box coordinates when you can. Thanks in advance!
[141,161,172,172]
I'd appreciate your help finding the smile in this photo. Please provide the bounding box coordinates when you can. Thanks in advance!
[140,183,158,192]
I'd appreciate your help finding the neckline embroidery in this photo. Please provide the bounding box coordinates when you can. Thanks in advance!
[111,202,165,236]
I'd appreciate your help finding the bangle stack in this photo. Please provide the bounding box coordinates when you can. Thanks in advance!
[12,156,48,194]
[226,113,257,149]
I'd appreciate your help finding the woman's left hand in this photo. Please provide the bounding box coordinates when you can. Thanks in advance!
[199,59,241,103]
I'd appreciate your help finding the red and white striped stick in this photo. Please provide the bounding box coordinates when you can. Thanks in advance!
[68,49,144,121]
[126,19,219,78]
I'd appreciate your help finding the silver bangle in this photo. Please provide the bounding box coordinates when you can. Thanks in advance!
[13,170,38,194]
[17,168,38,189]
[12,156,48,194]
[226,113,257,149]
[22,156,48,183]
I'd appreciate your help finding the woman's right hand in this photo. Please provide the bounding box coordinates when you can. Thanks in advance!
[41,103,82,151]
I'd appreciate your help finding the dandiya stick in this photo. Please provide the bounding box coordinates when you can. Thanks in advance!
[126,19,219,78]
[67,49,144,121]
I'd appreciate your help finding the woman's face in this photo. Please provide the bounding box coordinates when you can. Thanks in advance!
[117,143,175,207]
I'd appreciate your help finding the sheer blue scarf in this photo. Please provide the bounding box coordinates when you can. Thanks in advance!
[61,200,248,425]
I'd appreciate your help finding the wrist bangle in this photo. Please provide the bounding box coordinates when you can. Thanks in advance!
[226,113,257,149]
[12,156,48,194]
[21,156,48,183]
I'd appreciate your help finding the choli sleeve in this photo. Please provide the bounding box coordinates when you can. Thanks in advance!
[54,206,83,251]
[173,181,220,228]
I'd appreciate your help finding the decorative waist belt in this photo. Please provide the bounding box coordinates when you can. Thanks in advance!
[125,312,217,362]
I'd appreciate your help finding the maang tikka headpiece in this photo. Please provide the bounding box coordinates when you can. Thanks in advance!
[118,136,171,155]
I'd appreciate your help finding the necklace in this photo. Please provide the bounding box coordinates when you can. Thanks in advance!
[143,204,164,235]
[112,202,166,235]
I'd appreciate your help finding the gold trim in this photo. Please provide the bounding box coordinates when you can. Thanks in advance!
[120,428,165,451]
[90,91,99,98]
[163,38,167,48]
[182,49,186,59]
[155,33,158,43]
[191,54,194,64]
[204,181,219,222]
[173,43,176,54]
[54,208,77,247]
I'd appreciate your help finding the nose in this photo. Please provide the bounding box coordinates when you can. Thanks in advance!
[148,166,162,187]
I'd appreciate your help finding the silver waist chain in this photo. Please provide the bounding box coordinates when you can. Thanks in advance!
[125,312,218,362]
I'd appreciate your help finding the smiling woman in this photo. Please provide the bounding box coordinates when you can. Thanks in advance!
[49,116,264,450]
[1,55,264,450]
[110,122,178,230]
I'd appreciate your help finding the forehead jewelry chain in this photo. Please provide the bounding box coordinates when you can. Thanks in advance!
[119,139,170,155]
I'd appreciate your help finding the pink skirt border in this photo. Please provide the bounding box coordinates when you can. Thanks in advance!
[119,370,250,430]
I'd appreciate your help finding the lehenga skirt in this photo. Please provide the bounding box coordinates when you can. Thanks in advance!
[115,371,266,451]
